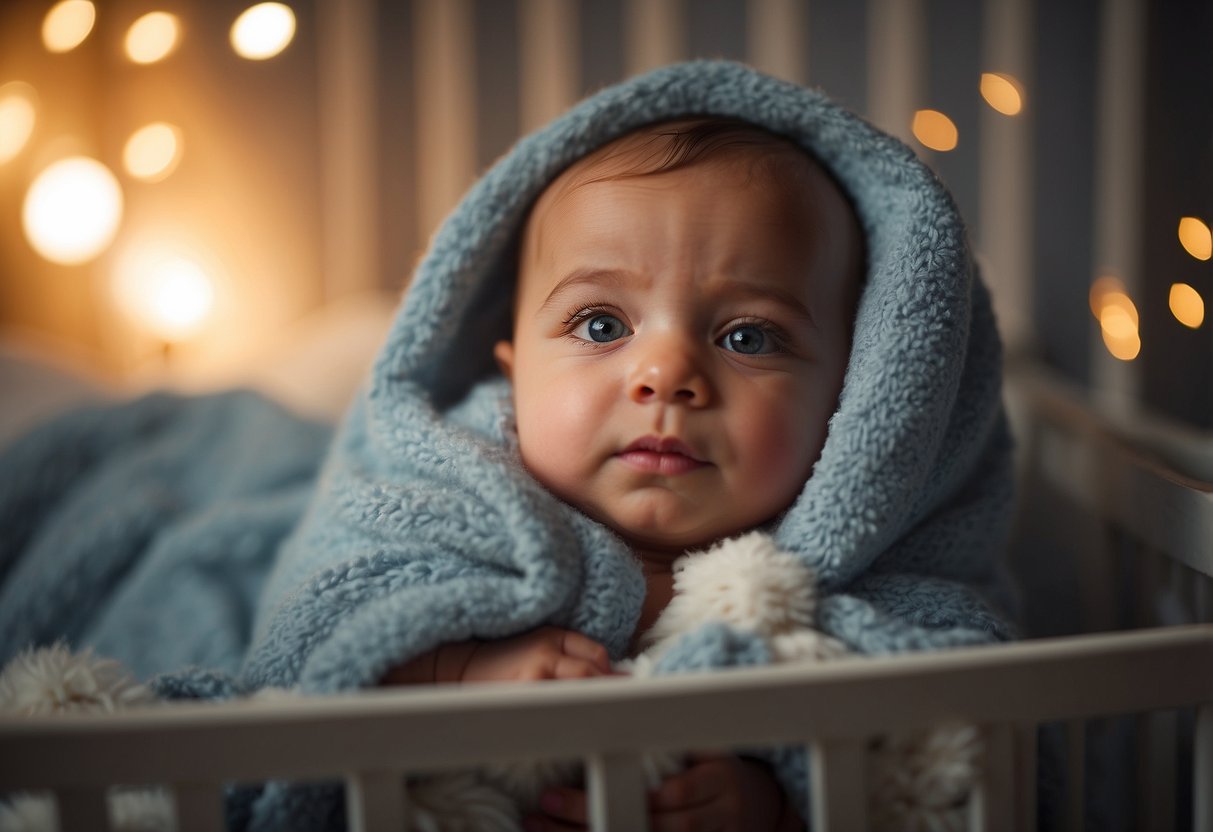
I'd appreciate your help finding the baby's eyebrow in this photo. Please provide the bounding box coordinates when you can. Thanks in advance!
[715,281,819,330]
[539,268,639,313]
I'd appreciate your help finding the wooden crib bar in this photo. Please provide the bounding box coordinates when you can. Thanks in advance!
[586,752,648,830]
[809,738,867,829]
[4,625,1211,832]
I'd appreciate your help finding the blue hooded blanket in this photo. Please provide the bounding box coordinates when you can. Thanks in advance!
[0,61,1015,828]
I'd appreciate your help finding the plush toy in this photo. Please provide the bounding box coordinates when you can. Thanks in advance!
[0,533,980,832]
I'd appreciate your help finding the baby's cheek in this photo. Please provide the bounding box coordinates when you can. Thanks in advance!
[515,384,600,493]
[743,404,823,504]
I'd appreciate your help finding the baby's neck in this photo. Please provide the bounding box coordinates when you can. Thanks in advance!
[629,548,678,656]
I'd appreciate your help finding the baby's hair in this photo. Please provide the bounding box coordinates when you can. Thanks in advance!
[573,116,820,188]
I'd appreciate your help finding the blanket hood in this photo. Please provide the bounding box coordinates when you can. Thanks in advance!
[248,60,1013,697]
[375,60,1013,593]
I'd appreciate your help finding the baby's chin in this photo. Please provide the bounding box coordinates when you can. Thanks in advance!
[603,511,768,558]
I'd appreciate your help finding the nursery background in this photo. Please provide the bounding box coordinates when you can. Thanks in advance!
[0,0,1209,430]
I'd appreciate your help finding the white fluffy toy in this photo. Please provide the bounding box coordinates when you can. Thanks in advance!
[0,532,980,832]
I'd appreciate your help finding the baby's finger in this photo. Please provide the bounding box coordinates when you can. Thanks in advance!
[558,630,611,673]
[552,655,604,679]
[538,787,589,825]
[649,761,724,811]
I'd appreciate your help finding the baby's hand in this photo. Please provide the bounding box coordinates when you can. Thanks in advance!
[378,627,612,685]
[458,626,613,683]
[524,753,799,832]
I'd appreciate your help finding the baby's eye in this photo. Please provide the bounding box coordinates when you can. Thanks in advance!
[720,324,774,355]
[573,314,632,343]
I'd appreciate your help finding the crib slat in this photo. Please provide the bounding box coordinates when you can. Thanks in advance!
[1136,710,1177,832]
[1014,724,1038,832]
[173,781,225,832]
[586,752,647,832]
[55,786,109,831]
[808,738,867,831]
[1196,703,1213,830]
[968,723,1014,832]
[345,770,407,832]
[1065,720,1085,832]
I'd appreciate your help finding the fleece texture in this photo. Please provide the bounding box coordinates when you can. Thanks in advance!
[0,61,1015,829]
[0,391,328,681]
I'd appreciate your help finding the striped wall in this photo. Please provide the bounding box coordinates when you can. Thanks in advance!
[341,0,1039,350]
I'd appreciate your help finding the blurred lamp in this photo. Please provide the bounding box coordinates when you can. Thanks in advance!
[0,82,38,164]
[115,253,215,342]
[124,122,183,181]
[1098,290,1141,361]
[1178,216,1212,261]
[22,157,123,265]
[231,3,296,60]
[43,0,95,53]
[1088,274,1126,318]
[979,72,1023,115]
[1169,283,1205,329]
[911,109,958,152]
[125,12,180,64]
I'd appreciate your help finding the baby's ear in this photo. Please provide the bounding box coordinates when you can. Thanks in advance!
[493,340,515,380]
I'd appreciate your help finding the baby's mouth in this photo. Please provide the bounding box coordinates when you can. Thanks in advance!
[616,436,708,476]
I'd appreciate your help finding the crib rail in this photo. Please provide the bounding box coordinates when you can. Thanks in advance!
[3,625,1212,832]
[1013,365,1213,578]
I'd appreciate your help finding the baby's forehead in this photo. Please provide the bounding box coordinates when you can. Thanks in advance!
[541,118,830,204]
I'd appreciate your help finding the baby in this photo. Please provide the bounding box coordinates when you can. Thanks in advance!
[243,60,1014,832]
[384,118,865,830]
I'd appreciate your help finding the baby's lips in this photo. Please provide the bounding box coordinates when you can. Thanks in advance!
[619,434,706,462]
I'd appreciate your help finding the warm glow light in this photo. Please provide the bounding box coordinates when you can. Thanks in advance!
[1096,288,1141,362]
[980,72,1023,115]
[1169,282,1205,329]
[911,109,958,152]
[1100,300,1137,339]
[115,253,215,341]
[1101,291,1139,329]
[23,157,123,265]
[123,122,182,181]
[125,12,180,64]
[43,0,96,53]
[231,3,296,60]
[0,82,38,164]
[1178,216,1212,261]
[1102,327,1141,361]
[1089,275,1126,318]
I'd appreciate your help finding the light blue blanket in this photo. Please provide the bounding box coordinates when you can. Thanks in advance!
[0,62,1016,829]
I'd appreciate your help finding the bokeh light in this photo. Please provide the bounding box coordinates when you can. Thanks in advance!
[911,109,958,152]
[125,12,180,64]
[1178,216,1212,261]
[43,0,96,53]
[22,157,123,265]
[123,122,183,181]
[980,72,1023,115]
[1089,275,1127,318]
[1094,283,1141,361]
[230,3,296,60]
[0,82,38,165]
[115,251,216,342]
[1169,282,1205,329]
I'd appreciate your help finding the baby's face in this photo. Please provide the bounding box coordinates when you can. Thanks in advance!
[495,143,862,555]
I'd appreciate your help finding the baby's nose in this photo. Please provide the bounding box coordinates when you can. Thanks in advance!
[628,344,711,406]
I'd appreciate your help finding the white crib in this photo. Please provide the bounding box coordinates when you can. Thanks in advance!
[2,363,1211,832]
